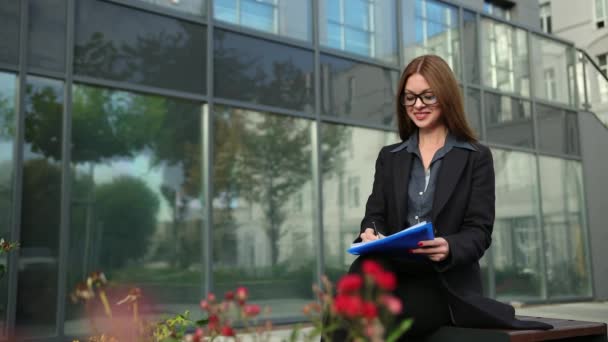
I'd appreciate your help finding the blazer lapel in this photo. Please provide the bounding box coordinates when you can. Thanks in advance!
[432,148,469,221]
[393,151,412,233]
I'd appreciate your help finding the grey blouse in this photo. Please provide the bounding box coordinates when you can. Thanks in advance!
[390,131,477,228]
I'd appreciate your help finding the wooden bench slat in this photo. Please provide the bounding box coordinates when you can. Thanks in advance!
[426,316,607,342]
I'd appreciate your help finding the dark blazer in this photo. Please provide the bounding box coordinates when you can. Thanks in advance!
[358,141,552,330]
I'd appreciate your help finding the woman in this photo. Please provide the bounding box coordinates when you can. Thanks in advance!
[332,55,551,340]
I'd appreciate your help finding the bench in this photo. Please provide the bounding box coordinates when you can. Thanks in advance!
[426,316,607,342]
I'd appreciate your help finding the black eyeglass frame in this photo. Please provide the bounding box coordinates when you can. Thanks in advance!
[401,92,438,107]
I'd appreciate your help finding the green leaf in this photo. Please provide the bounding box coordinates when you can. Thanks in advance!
[386,318,413,342]
[195,318,209,326]
[288,323,301,342]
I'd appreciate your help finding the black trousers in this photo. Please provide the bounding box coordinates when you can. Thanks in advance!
[324,254,452,341]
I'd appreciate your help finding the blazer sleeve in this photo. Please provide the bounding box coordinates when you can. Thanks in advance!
[438,145,495,271]
[357,148,388,242]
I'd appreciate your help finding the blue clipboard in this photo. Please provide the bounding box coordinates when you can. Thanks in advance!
[347,221,435,255]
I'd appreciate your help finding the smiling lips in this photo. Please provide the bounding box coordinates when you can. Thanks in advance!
[413,112,431,120]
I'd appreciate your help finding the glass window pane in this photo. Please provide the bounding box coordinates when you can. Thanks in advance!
[65,84,206,336]
[0,1,20,65]
[322,123,397,277]
[320,54,397,127]
[135,0,206,16]
[539,157,592,298]
[403,0,461,79]
[215,0,237,22]
[531,35,575,106]
[484,92,533,148]
[16,76,64,338]
[212,105,314,318]
[466,88,482,138]
[463,11,479,84]
[214,30,315,112]
[565,112,580,155]
[0,72,16,337]
[241,0,275,32]
[491,149,543,301]
[536,104,566,155]
[320,0,397,63]
[74,0,207,94]
[28,0,66,72]
[215,0,311,42]
[481,19,530,97]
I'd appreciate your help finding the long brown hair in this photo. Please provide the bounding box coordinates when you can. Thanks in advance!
[395,55,477,142]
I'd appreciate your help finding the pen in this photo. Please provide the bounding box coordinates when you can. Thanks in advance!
[372,221,378,236]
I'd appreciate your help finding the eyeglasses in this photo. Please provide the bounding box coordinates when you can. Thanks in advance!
[402,92,438,106]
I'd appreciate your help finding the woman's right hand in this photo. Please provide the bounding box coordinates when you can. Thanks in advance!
[360,228,380,242]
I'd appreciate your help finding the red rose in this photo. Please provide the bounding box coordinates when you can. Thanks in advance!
[221,325,235,337]
[207,292,216,302]
[193,328,204,342]
[208,315,220,332]
[374,271,397,291]
[336,274,363,294]
[362,301,378,319]
[243,304,261,317]
[333,294,363,318]
[224,291,234,300]
[200,300,209,311]
[236,287,248,303]
[380,294,402,314]
[362,260,383,275]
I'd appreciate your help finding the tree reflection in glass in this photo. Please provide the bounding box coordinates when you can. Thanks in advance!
[212,106,347,318]
[0,72,16,336]
[17,76,64,337]
[65,84,205,336]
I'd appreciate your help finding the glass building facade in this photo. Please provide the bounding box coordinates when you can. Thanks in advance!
[0,0,598,340]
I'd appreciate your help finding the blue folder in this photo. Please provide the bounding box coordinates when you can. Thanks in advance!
[347,221,435,255]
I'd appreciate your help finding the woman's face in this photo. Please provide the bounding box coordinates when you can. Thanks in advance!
[403,73,443,131]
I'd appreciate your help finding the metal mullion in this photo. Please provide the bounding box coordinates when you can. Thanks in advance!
[55,0,75,338]
[319,47,401,71]
[485,142,537,155]
[319,115,394,133]
[212,21,314,50]
[6,0,29,338]
[396,0,404,66]
[458,5,466,86]
[527,26,550,301]
[71,75,209,102]
[0,63,18,73]
[102,0,208,25]
[482,87,532,103]
[26,67,65,80]
[311,0,324,290]
[533,97,580,112]
[202,0,214,299]
[213,97,316,120]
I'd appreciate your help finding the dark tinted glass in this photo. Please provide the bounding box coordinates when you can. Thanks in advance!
[320,54,397,127]
[28,0,66,72]
[0,72,17,336]
[214,30,314,112]
[212,105,315,318]
[16,76,64,338]
[536,104,565,154]
[466,88,482,138]
[484,92,533,148]
[0,1,20,65]
[537,105,580,155]
[74,0,206,94]
[566,112,580,155]
[65,84,206,336]
[463,11,479,84]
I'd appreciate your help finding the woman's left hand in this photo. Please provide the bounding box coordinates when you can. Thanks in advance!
[409,237,450,262]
